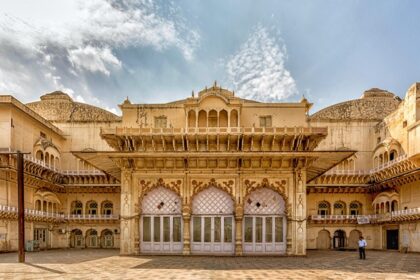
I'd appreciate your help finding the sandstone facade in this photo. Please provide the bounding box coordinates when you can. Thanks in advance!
[0,82,419,255]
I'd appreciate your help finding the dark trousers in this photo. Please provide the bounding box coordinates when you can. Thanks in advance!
[359,247,366,259]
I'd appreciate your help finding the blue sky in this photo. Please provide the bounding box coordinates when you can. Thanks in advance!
[0,0,419,114]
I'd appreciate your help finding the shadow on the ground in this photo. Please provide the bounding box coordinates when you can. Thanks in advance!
[130,250,419,274]
[0,248,118,264]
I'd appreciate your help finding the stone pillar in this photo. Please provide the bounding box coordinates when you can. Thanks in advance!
[182,214,191,255]
[235,214,243,256]
[290,169,306,256]
[120,169,136,255]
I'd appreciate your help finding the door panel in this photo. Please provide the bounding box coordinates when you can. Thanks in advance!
[191,216,234,254]
[243,216,286,254]
[140,215,183,253]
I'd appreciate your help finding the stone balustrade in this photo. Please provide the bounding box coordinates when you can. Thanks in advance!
[370,154,408,173]
[0,205,118,222]
[66,214,119,220]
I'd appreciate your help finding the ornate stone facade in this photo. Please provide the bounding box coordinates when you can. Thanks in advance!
[0,82,419,255]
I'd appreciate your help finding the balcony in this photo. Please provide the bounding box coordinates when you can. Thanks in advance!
[0,205,65,221]
[370,154,408,174]
[0,205,119,223]
[391,207,420,221]
[61,170,105,176]
[66,214,119,222]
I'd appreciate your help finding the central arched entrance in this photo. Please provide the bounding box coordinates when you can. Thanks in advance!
[191,187,235,255]
[140,186,183,254]
[243,188,287,254]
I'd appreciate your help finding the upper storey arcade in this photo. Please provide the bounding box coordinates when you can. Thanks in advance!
[118,82,312,129]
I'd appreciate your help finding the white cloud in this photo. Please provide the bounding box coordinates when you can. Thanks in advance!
[0,0,199,107]
[69,46,121,76]
[226,25,298,102]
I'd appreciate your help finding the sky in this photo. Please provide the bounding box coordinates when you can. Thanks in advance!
[0,0,419,115]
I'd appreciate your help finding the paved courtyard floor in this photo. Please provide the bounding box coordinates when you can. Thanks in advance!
[0,249,419,280]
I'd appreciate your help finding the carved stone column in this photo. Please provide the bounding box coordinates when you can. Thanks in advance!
[235,209,244,256]
[120,169,136,255]
[182,204,191,255]
[289,169,306,256]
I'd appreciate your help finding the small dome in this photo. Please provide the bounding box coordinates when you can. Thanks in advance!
[27,91,121,122]
[311,88,401,121]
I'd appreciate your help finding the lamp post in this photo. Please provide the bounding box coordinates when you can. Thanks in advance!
[0,150,29,263]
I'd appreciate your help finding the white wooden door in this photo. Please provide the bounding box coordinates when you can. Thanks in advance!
[141,215,183,253]
[243,215,286,254]
[191,215,234,254]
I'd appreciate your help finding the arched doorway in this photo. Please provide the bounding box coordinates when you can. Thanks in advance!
[333,230,346,249]
[317,230,331,249]
[140,186,182,254]
[101,229,114,248]
[243,188,287,254]
[191,187,234,254]
[348,229,362,249]
[86,229,98,248]
[70,229,84,248]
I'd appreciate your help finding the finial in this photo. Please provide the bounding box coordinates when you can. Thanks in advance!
[123,96,131,105]
[205,86,207,91]
[192,90,195,97]
[214,80,217,87]
[232,90,235,96]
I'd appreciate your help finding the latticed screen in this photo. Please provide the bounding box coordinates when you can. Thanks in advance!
[244,188,285,215]
[142,186,182,215]
[192,187,234,215]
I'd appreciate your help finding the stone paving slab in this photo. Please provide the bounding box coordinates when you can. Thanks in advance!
[0,249,419,279]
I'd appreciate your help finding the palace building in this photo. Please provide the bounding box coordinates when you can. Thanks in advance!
[0,82,419,255]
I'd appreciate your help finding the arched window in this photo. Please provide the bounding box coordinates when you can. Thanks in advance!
[188,110,196,128]
[35,200,41,211]
[86,201,98,215]
[317,201,330,216]
[349,201,362,215]
[230,110,238,127]
[389,150,397,161]
[102,201,113,215]
[71,201,83,215]
[208,110,217,127]
[45,152,50,166]
[391,200,398,212]
[219,110,228,127]
[198,110,207,127]
[333,201,346,215]
[35,150,44,161]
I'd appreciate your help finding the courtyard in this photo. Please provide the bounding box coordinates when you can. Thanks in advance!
[0,249,419,279]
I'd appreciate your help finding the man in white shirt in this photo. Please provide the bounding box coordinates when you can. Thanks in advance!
[358,236,367,259]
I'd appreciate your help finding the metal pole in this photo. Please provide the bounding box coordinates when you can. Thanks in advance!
[17,151,25,263]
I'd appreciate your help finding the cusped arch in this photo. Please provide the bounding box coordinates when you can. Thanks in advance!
[192,186,234,215]
[141,186,182,215]
[139,178,182,201]
[243,178,288,212]
[244,188,285,215]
